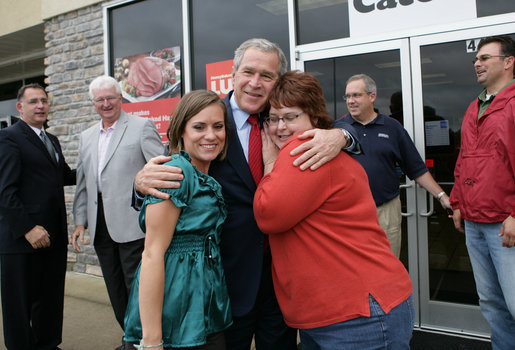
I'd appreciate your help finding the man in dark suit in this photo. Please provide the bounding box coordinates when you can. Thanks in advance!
[134,38,357,349]
[0,84,75,350]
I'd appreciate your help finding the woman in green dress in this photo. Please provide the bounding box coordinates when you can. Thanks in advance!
[124,90,232,349]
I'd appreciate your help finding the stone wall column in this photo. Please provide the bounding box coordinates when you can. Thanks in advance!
[44,3,105,276]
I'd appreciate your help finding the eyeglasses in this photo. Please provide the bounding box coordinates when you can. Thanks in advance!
[472,54,509,64]
[343,92,371,101]
[265,112,303,126]
[92,96,119,104]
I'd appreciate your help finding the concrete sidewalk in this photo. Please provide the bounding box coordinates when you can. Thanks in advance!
[0,272,491,350]
[0,272,124,350]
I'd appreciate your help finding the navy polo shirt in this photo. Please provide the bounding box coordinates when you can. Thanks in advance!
[334,113,428,206]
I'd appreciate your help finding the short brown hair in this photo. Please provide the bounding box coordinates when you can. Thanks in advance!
[167,90,229,160]
[478,35,515,76]
[17,83,47,101]
[268,70,333,129]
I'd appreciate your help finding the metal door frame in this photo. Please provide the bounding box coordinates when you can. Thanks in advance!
[296,39,421,327]
[410,22,515,337]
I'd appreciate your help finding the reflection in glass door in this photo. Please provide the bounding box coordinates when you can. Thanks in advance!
[411,26,514,336]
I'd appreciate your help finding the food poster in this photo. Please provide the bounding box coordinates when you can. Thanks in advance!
[122,97,180,145]
[115,46,182,145]
[206,59,234,98]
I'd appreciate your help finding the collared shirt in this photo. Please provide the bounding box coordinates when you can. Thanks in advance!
[230,93,256,162]
[229,93,359,160]
[477,79,515,119]
[337,113,428,206]
[97,120,117,193]
[25,122,60,162]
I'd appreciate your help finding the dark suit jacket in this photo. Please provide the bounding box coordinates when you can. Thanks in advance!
[209,92,266,317]
[0,119,76,254]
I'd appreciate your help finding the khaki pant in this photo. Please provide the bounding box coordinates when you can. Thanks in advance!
[376,195,402,257]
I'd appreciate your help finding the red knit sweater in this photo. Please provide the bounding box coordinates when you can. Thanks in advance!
[254,136,413,329]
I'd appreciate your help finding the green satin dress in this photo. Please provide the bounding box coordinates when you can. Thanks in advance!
[123,151,232,348]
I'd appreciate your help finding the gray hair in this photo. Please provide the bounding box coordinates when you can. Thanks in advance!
[233,38,288,76]
[89,75,122,99]
[346,74,377,94]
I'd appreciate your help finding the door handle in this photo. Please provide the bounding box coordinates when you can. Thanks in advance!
[419,189,434,217]
[400,182,414,217]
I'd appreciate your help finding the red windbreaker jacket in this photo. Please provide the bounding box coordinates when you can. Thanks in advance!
[450,82,515,223]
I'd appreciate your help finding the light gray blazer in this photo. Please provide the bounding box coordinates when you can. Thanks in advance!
[73,111,164,243]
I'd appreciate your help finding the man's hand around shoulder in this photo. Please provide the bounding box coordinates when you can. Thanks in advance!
[25,225,51,249]
[291,128,347,170]
[135,155,184,200]
[499,215,515,248]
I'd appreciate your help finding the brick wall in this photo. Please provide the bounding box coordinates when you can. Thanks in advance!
[44,3,105,276]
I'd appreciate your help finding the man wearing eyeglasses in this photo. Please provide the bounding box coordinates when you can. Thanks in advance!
[335,74,452,257]
[449,35,515,350]
[0,84,76,349]
[71,75,164,350]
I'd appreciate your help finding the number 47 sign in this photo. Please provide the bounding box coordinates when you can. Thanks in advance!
[466,39,481,53]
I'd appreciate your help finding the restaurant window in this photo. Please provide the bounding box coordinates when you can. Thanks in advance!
[296,0,349,45]
[190,0,290,92]
[107,0,183,143]
[108,0,183,102]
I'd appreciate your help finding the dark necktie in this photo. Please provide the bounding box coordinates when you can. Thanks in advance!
[247,114,263,185]
[40,131,57,164]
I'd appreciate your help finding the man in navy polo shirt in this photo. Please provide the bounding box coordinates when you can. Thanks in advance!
[334,74,452,257]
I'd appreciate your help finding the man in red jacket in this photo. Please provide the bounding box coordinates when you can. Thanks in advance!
[450,35,515,350]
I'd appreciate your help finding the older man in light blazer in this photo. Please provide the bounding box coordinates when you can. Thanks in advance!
[72,76,164,348]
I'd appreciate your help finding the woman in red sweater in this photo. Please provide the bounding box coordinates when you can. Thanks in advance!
[253,71,414,349]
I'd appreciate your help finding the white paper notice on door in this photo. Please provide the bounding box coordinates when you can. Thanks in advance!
[425,120,450,146]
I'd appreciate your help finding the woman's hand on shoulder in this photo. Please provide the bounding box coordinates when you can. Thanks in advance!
[261,123,279,175]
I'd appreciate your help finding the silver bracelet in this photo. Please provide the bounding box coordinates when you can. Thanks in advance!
[436,191,446,200]
[134,343,163,349]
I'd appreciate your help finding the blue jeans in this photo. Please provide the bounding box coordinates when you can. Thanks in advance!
[465,220,515,350]
[299,294,414,350]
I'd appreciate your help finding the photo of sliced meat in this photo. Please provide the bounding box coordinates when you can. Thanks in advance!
[128,57,167,96]
[114,46,181,102]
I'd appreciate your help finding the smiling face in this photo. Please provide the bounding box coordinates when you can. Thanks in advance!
[474,42,511,92]
[16,87,49,129]
[182,104,226,173]
[91,86,123,128]
[268,105,314,149]
[232,47,280,114]
[345,79,376,124]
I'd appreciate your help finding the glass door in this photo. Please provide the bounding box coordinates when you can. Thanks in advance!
[296,39,422,325]
[297,25,513,336]
[410,24,515,336]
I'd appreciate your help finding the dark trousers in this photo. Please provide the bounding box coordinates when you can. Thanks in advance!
[94,193,144,330]
[225,249,298,350]
[1,246,67,350]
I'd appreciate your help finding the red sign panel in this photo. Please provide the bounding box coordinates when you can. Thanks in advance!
[122,97,180,145]
[206,59,234,98]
